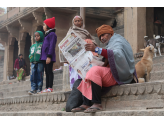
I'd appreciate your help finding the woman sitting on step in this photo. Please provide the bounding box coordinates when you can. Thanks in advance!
[14,54,26,82]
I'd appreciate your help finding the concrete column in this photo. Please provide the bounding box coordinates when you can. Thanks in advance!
[146,7,154,38]
[18,41,25,56]
[3,43,7,81]
[7,45,14,77]
[80,7,86,28]
[124,7,146,54]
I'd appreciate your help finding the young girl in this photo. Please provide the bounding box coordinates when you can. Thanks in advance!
[40,17,57,93]
[28,31,44,95]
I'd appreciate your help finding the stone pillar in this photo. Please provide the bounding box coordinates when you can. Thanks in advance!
[18,32,27,56]
[80,7,86,28]
[2,42,7,81]
[7,45,14,77]
[146,7,154,38]
[0,33,9,81]
[124,7,146,54]
[62,66,71,91]
[18,41,25,56]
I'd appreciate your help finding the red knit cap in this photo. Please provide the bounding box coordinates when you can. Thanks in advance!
[44,17,55,28]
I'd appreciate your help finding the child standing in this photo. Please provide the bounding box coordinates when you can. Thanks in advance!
[40,17,57,93]
[28,31,44,95]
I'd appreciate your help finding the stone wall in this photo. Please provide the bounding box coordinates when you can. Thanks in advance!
[124,7,146,54]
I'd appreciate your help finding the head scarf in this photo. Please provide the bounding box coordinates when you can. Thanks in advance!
[96,24,114,39]
[34,31,44,42]
[67,15,97,45]
[72,16,83,28]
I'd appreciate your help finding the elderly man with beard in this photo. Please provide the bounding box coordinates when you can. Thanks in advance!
[71,24,138,113]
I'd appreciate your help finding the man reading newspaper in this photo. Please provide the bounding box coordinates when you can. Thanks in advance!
[58,31,104,80]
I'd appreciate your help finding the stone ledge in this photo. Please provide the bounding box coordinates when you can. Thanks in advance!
[150,71,164,81]
[151,63,164,72]
[0,91,71,105]
[0,7,117,30]
[53,69,63,74]
[102,80,164,98]
[0,7,38,29]
[0,110,164,116]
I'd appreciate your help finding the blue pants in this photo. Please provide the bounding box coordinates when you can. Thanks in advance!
[30,62,44,91]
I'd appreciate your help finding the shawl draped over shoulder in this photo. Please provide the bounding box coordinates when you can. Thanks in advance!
[66,16,97,45]
[106,33,136,84]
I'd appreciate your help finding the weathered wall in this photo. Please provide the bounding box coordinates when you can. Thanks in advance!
[124,7,146,54]
[7,8,19,19]
[146,7,154,38]
[53,13,74,69]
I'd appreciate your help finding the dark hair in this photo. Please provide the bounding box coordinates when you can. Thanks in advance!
[45,24,56,33]
[47,25,51,30]
[71,32,74,35]
[19,54,23,56]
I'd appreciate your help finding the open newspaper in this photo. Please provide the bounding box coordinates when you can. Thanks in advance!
[58,31,104,80]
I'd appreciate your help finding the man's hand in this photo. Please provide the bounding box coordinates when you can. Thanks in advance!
[85,43,96,52]
[46,57,51,64]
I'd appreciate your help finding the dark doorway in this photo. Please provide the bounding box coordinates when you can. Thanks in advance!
[13,40,18,77]
[24,33,31,76]
[154,7,164,36]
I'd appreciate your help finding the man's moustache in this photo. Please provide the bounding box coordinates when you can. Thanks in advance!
[101,39,107,43]
[102,39,108,44]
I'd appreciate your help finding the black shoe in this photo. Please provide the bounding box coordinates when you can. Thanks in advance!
[28,90,36,95]
[36,90,41,94]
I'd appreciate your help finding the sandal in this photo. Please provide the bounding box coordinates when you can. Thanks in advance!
[84,107,103,113]
[71,106,87,112]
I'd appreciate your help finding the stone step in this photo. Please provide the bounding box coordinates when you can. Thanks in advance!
[0,83,64,99]
[0,110,164,116]
[101,80,164,111]
[151,63,164,73]
[0,69,63,85]
[0,74,63,90]
[150,71,164,81]
[3,90,30,98]
[1,80,164,112]
[135,55,164,65]
[0,76,30,85]
[0,80,30,89]
[0,91,70,112]
[0,85,31,94]
[0,80,42,90]
[0,78,63,92]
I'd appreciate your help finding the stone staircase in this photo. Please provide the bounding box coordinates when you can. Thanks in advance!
[0,56,164,115]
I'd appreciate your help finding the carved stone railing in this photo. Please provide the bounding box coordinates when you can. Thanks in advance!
[0,7,38,29]
[0,7,122,30]
[0,91,71,105]
[102,81,164,98]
